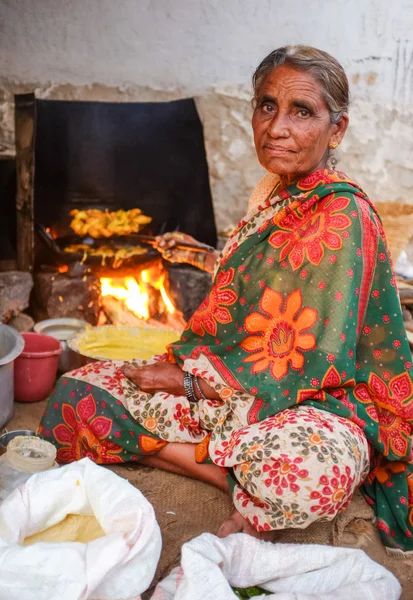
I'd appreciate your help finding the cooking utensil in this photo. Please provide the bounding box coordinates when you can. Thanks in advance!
[35,224,160,270]
[36,224,213,267]
[34,318,88,373]
[0,325,24,428]
[126,234,215,254]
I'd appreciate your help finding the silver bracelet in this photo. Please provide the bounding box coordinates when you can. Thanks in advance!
[193,376,207,401]
[183,371,198,403]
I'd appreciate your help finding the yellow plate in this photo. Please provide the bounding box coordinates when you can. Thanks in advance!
[68,325,180,361]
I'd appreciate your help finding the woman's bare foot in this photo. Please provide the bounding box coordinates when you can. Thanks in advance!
[217,509,276,541]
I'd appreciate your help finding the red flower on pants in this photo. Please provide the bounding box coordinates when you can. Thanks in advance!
[53,393,123,464]
[186,268,237,337]
[309,464,355,516]
[262,453,309,495]
[214,429,248,465]
[251,515,271,532]
[258,412,299,432]
[173,403,203,437]
[269,193,351,270]
[235,487,269,510]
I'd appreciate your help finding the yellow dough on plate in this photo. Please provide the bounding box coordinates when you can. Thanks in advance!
[23,514,105,545]
[70,326,180,361]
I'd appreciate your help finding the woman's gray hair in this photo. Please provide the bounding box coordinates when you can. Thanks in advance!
[252,46,349,124]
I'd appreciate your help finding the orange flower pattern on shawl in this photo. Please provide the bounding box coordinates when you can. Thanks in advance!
[269,193,351,270]
[241,288,317,380]
[186,268,237,337]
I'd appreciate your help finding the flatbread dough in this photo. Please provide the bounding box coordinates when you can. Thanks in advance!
[23,514,105,545]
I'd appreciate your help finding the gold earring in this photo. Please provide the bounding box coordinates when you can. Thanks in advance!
[329,142,339,149]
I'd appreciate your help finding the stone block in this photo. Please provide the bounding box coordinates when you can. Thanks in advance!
[8,312,34,332]
[0,270,33,323]
[32,272,100,325]
[166,265,212,322]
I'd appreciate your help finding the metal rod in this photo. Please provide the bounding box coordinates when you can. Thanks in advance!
[132,234,214,254]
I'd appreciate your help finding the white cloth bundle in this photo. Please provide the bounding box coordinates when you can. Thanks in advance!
[151,532,401,600]
[0,458,161,600]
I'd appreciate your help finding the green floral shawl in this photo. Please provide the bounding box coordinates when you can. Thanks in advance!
[170,168,413,555]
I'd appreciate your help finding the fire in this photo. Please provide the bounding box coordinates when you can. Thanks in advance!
[100,268,176,322]
[101,276,150,320]
[160,284,176,314]
[142,269,176,314]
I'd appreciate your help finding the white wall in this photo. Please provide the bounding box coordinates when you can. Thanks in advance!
[1,0,413,229]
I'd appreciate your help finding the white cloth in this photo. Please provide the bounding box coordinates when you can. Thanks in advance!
[151,532,401,600]
[0,458,161,600]
[394,250,413,280]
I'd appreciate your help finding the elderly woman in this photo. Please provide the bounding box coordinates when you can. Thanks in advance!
[40,46,413,555]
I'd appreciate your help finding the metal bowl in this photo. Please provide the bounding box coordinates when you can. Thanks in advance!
[34,318,88,373]
[0,430,42,455]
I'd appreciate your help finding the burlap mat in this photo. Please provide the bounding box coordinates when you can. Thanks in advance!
[109,464,413,599]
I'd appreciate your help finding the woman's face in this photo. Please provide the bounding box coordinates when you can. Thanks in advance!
[252,65,348,181]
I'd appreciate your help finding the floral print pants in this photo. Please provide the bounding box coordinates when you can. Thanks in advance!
[226,406,370,532]
[40,361,370,533]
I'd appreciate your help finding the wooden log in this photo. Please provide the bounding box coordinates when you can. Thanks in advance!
[14,94,36,272]
[101,296,145,327]
[0,260,18,272]
[101,295,185,332]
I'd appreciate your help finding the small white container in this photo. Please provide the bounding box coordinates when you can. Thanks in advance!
[0,437,57,503]
[6,436,56,473]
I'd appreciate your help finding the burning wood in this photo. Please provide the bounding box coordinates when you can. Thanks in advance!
[101,276,150,319]
[100,267,186,332]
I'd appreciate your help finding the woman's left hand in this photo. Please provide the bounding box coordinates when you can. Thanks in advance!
[121,362,184,396]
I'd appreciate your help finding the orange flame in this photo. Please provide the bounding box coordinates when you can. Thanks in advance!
[100,276,149,319]
[100,269,176,320]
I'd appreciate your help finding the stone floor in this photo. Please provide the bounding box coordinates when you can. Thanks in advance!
[5,399,413,599]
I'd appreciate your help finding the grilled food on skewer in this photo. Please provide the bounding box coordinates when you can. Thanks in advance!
[64,243,148,266]
[70,208,152,238]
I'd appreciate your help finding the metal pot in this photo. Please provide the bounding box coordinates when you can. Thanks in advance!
[34,318,88,374]
[0,325,24,428]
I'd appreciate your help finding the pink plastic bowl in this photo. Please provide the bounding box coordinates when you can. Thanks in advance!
[14,332,62,403]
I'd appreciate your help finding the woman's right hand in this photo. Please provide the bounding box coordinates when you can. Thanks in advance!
[155,232,204,264]
[155,232,218,273]
[121,362,185,396]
